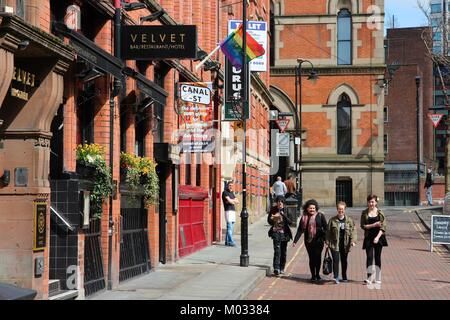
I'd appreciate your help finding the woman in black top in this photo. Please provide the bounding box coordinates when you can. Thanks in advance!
[360,194,388,285]
[293,199,327,283]
[268,196,293,276]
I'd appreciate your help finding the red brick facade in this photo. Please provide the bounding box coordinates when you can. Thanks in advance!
[385,27,439,205]
[0,0,272,299]
[270,0,385,206]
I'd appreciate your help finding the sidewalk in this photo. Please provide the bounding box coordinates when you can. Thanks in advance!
[91,214,274,300]
[415,206,450,251]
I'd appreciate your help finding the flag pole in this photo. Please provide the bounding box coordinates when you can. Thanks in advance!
[195,45,221,71]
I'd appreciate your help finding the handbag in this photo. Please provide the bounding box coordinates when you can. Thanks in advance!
[322,247,332,275]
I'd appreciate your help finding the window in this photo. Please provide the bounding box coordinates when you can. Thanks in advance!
[16,0,25,19]
[185,163,191,185]
[433,32,442,41]
[431,3,442,13]
[384,134,388,155]
[153,63,169,143]
[384,106,388,123]
[431,19,439,28]
[77,82,95,145]
[135,115,145,157]
[337,9,352,65]
[196,163,201,186]
[433,45,442,54]
[337,94,352,154]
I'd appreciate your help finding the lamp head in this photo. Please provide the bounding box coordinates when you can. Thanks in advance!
[415,76,421,85]
[140,9,165,23]
[122,2,146,11]
[308,70,318,81]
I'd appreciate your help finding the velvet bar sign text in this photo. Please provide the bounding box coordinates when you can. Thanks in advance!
[121,25,197,60]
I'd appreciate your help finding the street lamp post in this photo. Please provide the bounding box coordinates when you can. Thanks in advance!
[240,0,249,268]
[294,59,317,209]
[416,76,421,205]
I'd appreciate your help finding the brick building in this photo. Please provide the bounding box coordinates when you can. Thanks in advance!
[385,27,442,205]
[269,0,386,207]
[0,0,272,299]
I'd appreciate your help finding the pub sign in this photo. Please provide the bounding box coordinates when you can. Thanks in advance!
[33,201,47,251]
[121,25,197,60]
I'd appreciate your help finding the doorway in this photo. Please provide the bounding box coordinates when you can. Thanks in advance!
[336,178,353,207]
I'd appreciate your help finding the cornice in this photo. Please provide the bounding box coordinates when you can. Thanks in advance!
[0,14,75,63]
[251,73,274,104]
[0,32,20,51]
[271,65,386,76]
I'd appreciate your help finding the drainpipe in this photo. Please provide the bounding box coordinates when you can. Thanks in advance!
[107,0,122,291]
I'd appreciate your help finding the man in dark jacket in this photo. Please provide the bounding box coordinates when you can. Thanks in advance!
[424,167,434,206]
[268,196,293,276]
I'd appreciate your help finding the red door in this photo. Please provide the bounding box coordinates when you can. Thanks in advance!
[178,186,208,257]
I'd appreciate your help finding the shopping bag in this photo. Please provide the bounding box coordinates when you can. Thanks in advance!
[322,247,332,275]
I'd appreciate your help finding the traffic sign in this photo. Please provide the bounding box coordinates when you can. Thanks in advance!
[276,133,290,156]
[275,119,290,133]
[429,114,444,128]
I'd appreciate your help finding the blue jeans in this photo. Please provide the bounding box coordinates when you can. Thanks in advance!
[226,221,235,245]
[426,186,433,205]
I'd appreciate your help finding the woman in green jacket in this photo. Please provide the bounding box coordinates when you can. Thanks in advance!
[326,201,357,284]
[360,194,388,285]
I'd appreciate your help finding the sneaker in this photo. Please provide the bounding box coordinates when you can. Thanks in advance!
[334,278,340,284]
[310,276,316,283]
[280,270,285,274]
[341,277,349,283]
[364,279,372,285]
[375,280,382,284]
[315,276,322,283]
[274,269,280,276]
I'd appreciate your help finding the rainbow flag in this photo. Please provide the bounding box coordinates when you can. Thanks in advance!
[220,24,265,69]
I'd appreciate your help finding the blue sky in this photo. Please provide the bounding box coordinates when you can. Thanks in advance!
[385,0,428,29]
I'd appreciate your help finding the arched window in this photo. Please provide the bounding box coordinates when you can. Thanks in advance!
[337,94,351,154]
[337,8,352,65]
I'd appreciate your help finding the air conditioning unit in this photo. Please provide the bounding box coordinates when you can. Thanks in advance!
[0,6,14,14]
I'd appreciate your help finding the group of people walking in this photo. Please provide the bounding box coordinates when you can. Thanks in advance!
[268,194,387,284]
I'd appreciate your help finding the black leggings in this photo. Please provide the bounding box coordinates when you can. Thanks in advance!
[305,240,324,278]
[365,243,383,279]
[331,242,348,279]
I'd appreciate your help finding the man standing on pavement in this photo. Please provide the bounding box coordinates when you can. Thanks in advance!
[222,181,239,246]
[284,174,296,198]
[272,176,287,200]
[424,167,434,206]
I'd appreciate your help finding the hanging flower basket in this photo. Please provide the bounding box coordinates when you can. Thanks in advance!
[120,152,159,206]
[76,143,113,219]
